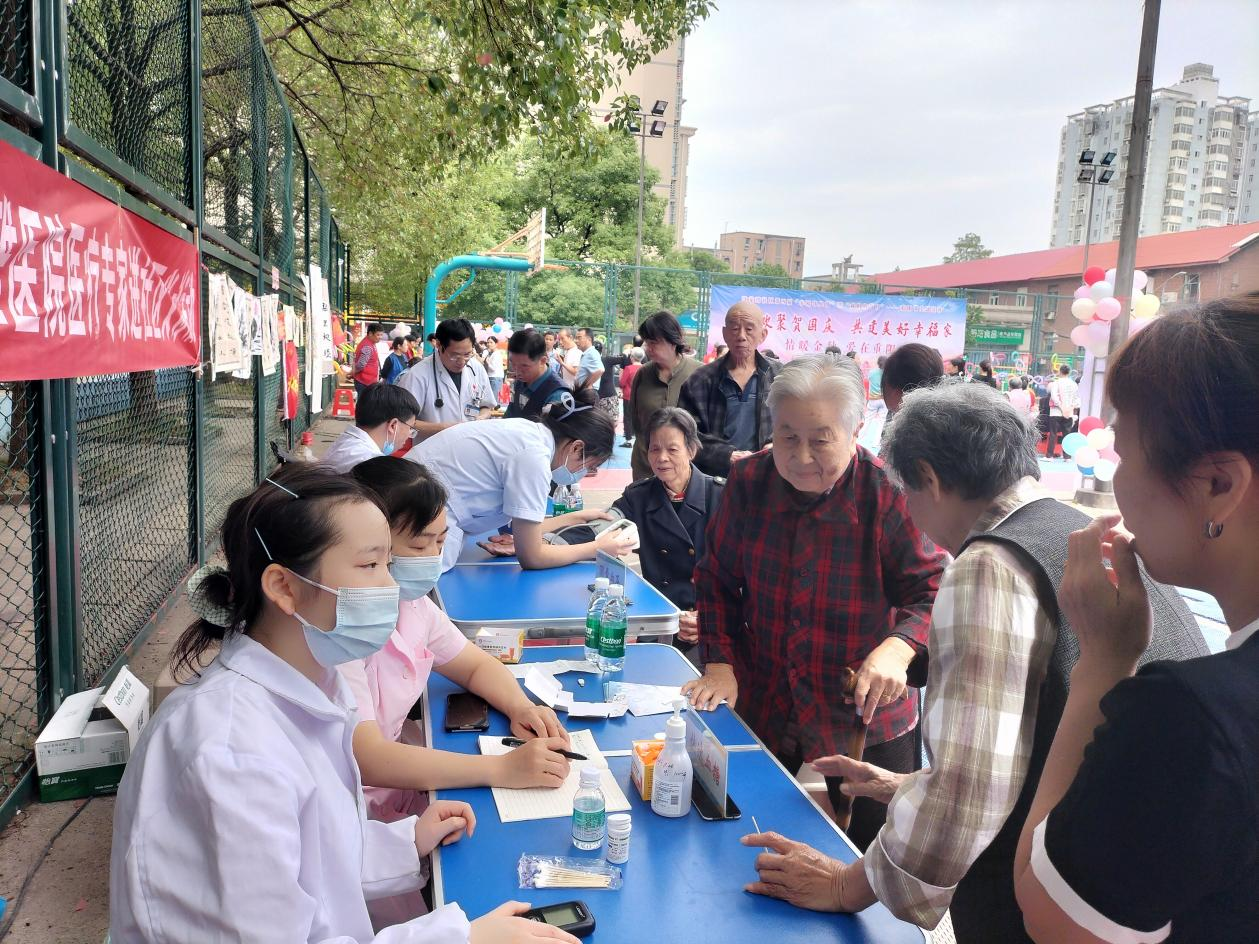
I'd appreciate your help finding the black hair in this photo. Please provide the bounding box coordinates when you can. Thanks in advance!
[351,457,448,539]
[949,356,967,372]
[356,382,420,428]
[1058,364,1071,376]
[577,327,596,341]
[644,407,700,454]
[544,330,556,340]
[435,318,475,347]
[594,339,604,354]
[367,322,383,334]
[174,465,386,679]
[391,337,405,350]
[508,328,546,360]
[883,342,944,394]
[540,394,615,460]
[979,359,994,375]
[638,310,686,355]
[877,355,887,368]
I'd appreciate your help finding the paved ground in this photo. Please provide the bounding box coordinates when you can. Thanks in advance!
[0,408,1222,943]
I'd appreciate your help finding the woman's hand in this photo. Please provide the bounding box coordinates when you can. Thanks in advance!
[678,610,700,644]
[682,663,737,711]
[810,755,907,805]
[1061,514,1151,671]
[851,637,915,724]
[594,527,636,558]
[413,800,475,855]
[508,703,567,743]
[495,737,572,790]
[577,508,612,525]
[472,903,581,944]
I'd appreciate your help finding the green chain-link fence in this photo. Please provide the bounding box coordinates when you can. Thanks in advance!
[0,0,350,822]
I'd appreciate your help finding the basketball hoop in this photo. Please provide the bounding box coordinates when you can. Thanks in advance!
[486,209,547,275]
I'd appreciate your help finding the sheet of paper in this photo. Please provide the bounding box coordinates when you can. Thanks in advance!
[605,681,714,717]
[507,659,599,680]
[478,730,632,823]
[523,667,564,708]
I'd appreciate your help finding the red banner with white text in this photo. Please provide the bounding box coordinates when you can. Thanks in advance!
[0,141,200,381]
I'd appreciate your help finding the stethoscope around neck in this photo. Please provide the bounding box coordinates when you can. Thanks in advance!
[433,354,445,409]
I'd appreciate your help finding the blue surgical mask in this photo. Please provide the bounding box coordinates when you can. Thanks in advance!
[289,571,400,667]
[551,445,588,487]
[381,439,397,457]
[388,554,442,601]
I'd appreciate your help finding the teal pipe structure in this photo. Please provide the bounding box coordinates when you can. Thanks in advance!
[424,255,532,351]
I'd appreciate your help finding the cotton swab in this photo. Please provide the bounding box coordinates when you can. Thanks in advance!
[751,815,769,852]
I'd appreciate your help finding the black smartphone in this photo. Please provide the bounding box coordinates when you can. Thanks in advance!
[521,901,595,937]
[443,692,489,732]
[692,784,742,821]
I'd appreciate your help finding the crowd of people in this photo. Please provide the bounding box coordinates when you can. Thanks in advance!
[109,292,1259,943]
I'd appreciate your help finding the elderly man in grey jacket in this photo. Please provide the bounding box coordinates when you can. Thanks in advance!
[679,299,782,477]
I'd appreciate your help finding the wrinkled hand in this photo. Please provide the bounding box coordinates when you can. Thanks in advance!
[1061,514,1151,669]
[414,800,475,856]
[471,902,581,944]
[595,526,635,558]
[681,663,737,711]
[741,832,843,912]
[508,704,567,743]
[851,637,915,724]
[678,610,700,644]
[810,755,906,805]
[497,736,572,790]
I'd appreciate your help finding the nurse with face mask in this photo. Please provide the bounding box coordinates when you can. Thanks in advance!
[342,458,575,830]
[110,465,581,944]
[407,393,636,571]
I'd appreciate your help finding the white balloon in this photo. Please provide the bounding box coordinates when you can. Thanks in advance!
[1134,292,1161,319]
[1071,298,1097,322]
[1093,458,1118,483]
[1104,268,1117,285]
[1075,446,1100,468]
[1089,280,1115,302]
[1132,270,1148,292]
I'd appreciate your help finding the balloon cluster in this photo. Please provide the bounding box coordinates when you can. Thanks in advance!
[472,318,524,343]
[1069,267,1161,357]
[1061,415,1120,480]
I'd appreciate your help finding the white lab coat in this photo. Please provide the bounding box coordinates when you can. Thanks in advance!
[408,419,554,571]
[321,425,384,473]
[109,634,471,944]
[396,354,494,427]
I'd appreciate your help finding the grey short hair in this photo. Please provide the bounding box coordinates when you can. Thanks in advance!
[767,354,866,433]
[644,407,700,453]
[630,347,645,363]
[882,383,1041,500]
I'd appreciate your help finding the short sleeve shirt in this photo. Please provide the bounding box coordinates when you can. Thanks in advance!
[576,347,602,386]
[338,598,468,744]
[1033,623,1259,942]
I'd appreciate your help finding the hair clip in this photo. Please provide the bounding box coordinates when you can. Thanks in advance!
[254,527,275,561]
[264,477,300,499]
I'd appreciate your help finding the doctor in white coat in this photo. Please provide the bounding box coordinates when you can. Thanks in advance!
[397,318,495,440]
[321,384,421,473]
[109,465,579,944]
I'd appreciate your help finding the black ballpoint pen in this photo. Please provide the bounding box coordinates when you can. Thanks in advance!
[501,736,587,761]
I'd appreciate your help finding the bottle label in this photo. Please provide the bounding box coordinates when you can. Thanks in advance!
[572,807,606,843]
[606,834,629,864]
[599,620,626,659]
[652,780,683,814]
[585,614,601,651]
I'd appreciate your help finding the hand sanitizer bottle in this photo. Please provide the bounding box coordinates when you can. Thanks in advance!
[651,700,693,818]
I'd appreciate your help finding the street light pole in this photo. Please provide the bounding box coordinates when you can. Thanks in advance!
[635,124,645,323]
[1082,179,1098,272]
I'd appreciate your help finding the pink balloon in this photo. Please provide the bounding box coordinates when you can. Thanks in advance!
[1096,297,1122,322]
[1087,321,1111,347]
[1099,447,1120,463]
[1073,285,1091,300]
[1083,265,1106,286]
[1069,325,1091,348]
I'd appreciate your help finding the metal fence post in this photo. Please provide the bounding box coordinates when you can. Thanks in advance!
[602,264,618,343]
[189,0,207,563]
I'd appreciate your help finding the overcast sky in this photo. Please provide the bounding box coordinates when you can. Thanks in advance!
[681,0,1259,277]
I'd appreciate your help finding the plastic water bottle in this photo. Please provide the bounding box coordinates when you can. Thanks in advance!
[585,577,610,665]
[569,483,584,512]
[552,485,571,517]
[571,766,607,851]
[598,584,627,672]
[651,700,694,818]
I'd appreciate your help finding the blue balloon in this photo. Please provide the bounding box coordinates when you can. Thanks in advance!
[1061,432,1087,457]
[492,323,502,333]
[1077,466,1095,477]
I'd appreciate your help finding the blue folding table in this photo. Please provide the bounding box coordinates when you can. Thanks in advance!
[425,644,927,944]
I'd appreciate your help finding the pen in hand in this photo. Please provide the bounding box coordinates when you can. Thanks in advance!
[501,736,587,761]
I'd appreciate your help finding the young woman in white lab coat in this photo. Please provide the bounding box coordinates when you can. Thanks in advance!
[109,464,579,944]
[408,393,636,570]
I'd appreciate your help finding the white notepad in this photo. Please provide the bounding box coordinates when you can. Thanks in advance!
[477,729,632,823]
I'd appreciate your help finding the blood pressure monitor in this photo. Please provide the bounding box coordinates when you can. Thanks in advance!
[520,900,596,937]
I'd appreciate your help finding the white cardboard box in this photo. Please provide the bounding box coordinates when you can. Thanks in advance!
[474,626,525,664]
[35,666,150,802]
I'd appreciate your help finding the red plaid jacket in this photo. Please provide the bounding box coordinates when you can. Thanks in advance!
[697,448,945,759]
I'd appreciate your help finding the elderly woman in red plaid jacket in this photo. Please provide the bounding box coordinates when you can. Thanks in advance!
[683,353,946,851]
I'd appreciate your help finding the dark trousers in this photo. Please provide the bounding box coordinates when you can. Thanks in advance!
[776,727,920,852]
[622,398,634,439]
[354,380,370,396]
[1045,415,1072,458]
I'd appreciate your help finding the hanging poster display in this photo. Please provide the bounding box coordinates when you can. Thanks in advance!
[208,273,243,380]
[260,294,279,377]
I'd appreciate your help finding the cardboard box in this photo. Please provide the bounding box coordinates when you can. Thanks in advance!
[629,738,665,801]
[474,627,526,664]
[35,666,150,802]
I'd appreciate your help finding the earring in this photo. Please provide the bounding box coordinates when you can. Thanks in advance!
[1205,520,1225,539]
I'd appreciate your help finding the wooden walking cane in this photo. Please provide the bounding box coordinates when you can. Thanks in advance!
[833,666,870,833]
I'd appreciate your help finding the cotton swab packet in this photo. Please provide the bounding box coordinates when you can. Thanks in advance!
[518,854,623,890]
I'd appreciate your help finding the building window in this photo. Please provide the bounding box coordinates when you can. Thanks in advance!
[1016,288,1029,308]
[989,292,1001,305]
[1183,274,1199,302]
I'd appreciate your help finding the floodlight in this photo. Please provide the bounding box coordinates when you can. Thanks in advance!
[1101,151,1117,165]
[651,100,668,116]
[649,119,666,137]
[1099,168,1115,184]
[1078,167,1096,183]
[1079,149,1096,164]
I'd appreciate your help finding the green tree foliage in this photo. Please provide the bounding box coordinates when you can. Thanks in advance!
[942,233,994,264]
[254,0,713,305]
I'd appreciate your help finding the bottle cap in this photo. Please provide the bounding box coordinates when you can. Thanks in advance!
[594,577,610,590]
[609,584,624,598]
[300,431,314,445]
[608,813,631,833]
[579,766,602,786]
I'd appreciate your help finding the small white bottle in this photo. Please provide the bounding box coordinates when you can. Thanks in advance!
[606,813,632,864]
[571,766,607,850]
[651,700,694,818]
